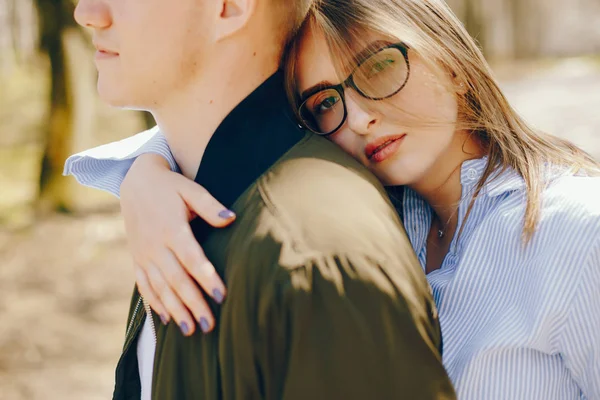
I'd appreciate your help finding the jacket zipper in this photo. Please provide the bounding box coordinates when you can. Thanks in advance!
[142,297,158,343]
[125,297,143,339]
[115,295,153,400]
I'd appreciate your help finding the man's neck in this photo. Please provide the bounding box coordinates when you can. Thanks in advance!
[152,51,280,180]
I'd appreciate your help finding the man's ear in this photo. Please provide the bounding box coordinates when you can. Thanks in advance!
[214,0,257,42]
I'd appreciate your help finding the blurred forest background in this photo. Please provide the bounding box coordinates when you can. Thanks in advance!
[0,0,599,399]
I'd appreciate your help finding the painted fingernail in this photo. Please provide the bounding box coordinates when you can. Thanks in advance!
[213,289,225,304]
[160,314,169,325]
[218,209,236,219]
[180,321,190,336]
[199,317,210,333]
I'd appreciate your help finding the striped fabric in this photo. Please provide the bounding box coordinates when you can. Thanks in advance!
[402,158,600,400]
[64,132,600,399]
[63,126,178,197]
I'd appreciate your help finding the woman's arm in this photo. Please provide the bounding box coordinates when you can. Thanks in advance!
[64,128,235,336]
[63,126,179,196]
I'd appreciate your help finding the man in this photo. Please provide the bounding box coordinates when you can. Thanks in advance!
[69,0,454,399]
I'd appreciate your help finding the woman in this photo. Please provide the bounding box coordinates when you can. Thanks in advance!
[283,3,600,397]
[68,0,600,397]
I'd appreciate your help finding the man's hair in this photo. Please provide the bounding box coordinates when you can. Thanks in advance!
[272,0,314,57]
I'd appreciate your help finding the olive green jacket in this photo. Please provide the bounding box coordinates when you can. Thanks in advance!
[112,72,455,400]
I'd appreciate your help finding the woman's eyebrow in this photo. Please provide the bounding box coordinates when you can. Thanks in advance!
[299,40,393,100]
[301,80,334,100]
[334,39,395,77]
[351,40,393,65]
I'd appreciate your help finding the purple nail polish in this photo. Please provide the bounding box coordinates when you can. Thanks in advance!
[213,289,225,304]
[180,321,190,336]
[218,210,235,219]
[160,314,169,325]
[199,317,210,333]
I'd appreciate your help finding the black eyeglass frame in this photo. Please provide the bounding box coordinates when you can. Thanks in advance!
[297,42,411,136]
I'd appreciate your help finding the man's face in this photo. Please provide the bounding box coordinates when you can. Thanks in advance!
[75,0,215,110]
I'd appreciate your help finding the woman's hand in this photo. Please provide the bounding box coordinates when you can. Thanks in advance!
[120,154,236,336]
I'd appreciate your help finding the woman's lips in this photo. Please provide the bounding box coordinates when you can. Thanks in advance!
[364,134,407,163]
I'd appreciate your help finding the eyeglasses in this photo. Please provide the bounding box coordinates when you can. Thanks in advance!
[298,42,410,136]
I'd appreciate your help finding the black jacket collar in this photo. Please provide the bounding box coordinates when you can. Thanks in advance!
[194,70,304,208]
[191,71,305,242]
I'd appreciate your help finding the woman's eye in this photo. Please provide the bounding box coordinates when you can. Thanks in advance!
[315,96,339,113]
[367,59,395,77]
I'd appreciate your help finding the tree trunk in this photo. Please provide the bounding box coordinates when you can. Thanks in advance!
[35,0,77,212]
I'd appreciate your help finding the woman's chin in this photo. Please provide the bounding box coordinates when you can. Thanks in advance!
[372,160,420,187]
[375,171,413,187]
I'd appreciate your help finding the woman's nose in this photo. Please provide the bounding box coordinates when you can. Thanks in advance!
[345,93,381,136]
[74,0,112,30]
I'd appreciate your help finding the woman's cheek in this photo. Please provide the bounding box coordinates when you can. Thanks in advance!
[329,131,352,152]
[329,132,366,164]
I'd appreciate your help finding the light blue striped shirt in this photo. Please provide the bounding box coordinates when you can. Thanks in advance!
[64,130,600,399]
[403,158,600,399]
[63,126,178,196]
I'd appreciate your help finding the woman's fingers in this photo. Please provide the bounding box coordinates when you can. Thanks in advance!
[135,264,170,325]
[145,260,198,336]
[177,175,236,228]
[156,248,216,333]
[169,223,227,307]
[119,157,233,336]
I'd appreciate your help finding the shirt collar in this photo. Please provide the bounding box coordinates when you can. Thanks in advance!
[460,156,526,198]
[400,156,527,268]
[402,157,570,269]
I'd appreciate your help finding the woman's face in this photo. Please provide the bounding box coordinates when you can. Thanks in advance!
[294,24,474,188]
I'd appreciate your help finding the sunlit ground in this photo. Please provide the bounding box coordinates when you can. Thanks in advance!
[0,57,599,399]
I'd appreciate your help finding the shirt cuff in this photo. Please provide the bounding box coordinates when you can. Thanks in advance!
[63,126,178,198]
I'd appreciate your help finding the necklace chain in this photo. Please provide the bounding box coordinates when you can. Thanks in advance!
[435,212,456,240]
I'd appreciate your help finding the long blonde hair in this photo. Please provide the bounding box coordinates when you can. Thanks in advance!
[284,0,600,242]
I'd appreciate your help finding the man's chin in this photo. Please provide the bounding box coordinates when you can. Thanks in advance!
[96,81,145,110]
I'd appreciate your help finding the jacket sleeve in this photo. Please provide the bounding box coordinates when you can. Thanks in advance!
[219,251,456,400]
[62,126,178,198]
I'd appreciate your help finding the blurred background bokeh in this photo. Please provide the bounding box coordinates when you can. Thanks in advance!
[0,0,599,398]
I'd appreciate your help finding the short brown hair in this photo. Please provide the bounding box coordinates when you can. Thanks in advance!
[272,0,314,57]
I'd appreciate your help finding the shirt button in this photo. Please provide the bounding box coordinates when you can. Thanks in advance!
[467,168,478,181]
